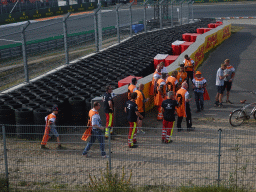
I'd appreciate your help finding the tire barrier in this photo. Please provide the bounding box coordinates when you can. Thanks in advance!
[15,108,34,139]
[0,105,15,134]
[0,18,215,131]
[69,96,87,126]
[33,108,51,138]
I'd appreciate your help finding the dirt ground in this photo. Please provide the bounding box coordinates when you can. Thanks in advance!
[1,109,256,191]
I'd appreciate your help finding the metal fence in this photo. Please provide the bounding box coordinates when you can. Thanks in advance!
[1,125,256,191]
[0,0,194,91]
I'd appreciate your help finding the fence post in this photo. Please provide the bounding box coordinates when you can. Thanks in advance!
[191,1,194,22]
[108,128,111,171]
[63,12,71,65]
[116,4,122,44]
[21,21,30,83]
[129,1,134,37]
[2,125,9,191]
[94,5,101,52]
[159,0,165,29]
[180,0,185,25]
[171,0,174,28]
[217,128,222,187]
[98,4,102,50]
[143,0,149,33]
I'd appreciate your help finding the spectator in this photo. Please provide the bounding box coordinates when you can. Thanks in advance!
[128,77,137,100]
[161,91,179,143]
[183,55,195,89]
[125,92,143,148]
[150,64,162,96]
[215,63,228,107]
[41,105,62,149]
[176,81,194,132]
[135,84,149,131]
[82,102,108,158]
[159,61,168,75]
[103,85,114,138]
[192,71,207,112]
[224,59,235,104]
[155,73,167,121]
[166,71,178,94]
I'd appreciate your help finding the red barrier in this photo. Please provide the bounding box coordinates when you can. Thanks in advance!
[153,54,168,69]
[118,76,142,87]
[182,33,191,42]
[181,42,194,53]
[196,28,205,34]
[190,33,200,42]
[208,23,216,28]
[214,23,221,28]
[216,21,223,25]
[172,40,185,55]
[165,55,179,67]
[204,28,213,33]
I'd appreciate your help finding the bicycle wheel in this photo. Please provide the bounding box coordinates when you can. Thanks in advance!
[229,109,246,127]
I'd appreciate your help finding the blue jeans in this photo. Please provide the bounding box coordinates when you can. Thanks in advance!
[82,129,106,156]
[194,91,204,111]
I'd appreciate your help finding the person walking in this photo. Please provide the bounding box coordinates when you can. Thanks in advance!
[166,71,178,94]
[82,102,108,158]
[215,63,228,107]
[155,73,167,121]
[135,84,149,131]
[176,82,194,132]
[150,64,162,96]
[224,59,235,104]
[41,105,62,149]
[192,71,207,112]
[103,85,114,138]
[183,55,195,88]
[161,91,179,143]
[125,92,144,148]
[128,77,137,100]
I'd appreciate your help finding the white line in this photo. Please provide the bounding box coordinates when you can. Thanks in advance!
[0,39,21,43]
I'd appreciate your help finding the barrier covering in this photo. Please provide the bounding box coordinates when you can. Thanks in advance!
[118,76,142,87]
[172,40,185,55]
[190,33,201,42]
[165,55,179,67]
[181,42,194,53]
[154,54,168,69]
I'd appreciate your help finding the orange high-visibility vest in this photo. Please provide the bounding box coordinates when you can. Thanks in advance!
[81,109,99,141]
[184,59,194,72]
[166,76,177,93]
[150,71,161,95]
[135,90,144,113]
[176,88,187,117]
[177,71,187,83]
[45,113,56,127]
[154,79,166,106]
[128,84,137,100]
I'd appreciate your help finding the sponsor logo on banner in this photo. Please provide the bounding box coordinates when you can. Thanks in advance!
[194,45,205,67]
[222,26,231,39]
[205,33,218,51]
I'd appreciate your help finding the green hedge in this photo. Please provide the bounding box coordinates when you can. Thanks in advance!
[0,2,98,25]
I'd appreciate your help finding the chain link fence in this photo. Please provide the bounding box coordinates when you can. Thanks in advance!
[1,125,256,190]
[0,0,194,92]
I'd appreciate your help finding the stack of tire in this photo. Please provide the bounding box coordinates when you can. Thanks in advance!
[69,96,87,126]
[0,105,15,135]
[33,108,51,138]
[15,108,34,139]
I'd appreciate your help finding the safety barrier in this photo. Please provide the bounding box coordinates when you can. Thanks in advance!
[92,21,231,127]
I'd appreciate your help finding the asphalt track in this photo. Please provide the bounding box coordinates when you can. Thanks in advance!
[191,23,256,120]
[1,2,256,46]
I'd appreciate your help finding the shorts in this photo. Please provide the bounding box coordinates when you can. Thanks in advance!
[224,81,232,92]
[50,126,59,138]
[139,112,145,120]
[217,86,225,94]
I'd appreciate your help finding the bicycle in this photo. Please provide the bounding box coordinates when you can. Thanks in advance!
[229,100,256,127]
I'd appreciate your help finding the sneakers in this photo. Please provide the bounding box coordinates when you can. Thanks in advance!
[226,100,233,104]
[218,103,224,108]
[187,127,195,132]
[41,145,49,149]
[196,109,201,113]
[57,144,63,149]
[214,101,219,107]
[102,155,109,158]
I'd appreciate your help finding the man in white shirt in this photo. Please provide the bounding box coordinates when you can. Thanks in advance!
[215,63,228,107]
[224,59,235,104]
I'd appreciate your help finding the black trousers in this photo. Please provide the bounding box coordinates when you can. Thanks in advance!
[177,102,192,129]
[186,71,194,88]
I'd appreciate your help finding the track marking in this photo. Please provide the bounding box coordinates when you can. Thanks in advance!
[0,39,21,43]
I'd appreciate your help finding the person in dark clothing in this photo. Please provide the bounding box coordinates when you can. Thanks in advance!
[124,92,143,148]
[161,91,179,143]
[103,85,114,138]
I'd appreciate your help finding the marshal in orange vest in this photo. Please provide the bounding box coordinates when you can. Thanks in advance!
[81,109,99,141]
[176,88,188,117]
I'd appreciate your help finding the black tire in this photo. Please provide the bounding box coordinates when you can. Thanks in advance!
[229,109,246,127]
[15,108,34,139]
[253,110,256,120]
[33,108,51,137]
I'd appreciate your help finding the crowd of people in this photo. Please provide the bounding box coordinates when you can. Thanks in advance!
[39,55,235,157]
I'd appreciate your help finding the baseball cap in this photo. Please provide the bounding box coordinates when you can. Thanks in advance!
[52,105,59,111]
[195,71,202,75]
